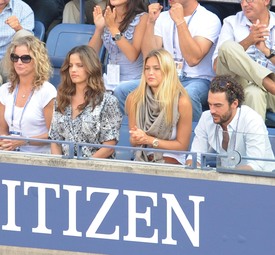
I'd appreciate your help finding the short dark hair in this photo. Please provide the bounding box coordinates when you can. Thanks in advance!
[210,75,245,106]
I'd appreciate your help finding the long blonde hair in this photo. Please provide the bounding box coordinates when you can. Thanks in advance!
[130,49,188,125]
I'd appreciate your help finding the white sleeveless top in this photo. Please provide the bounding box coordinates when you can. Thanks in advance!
[163,126,186,164]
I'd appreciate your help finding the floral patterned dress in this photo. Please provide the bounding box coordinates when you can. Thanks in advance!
[49,93,122,158]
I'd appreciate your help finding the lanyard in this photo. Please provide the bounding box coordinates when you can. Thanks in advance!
[11,85,34,131]
[172,8,197,60]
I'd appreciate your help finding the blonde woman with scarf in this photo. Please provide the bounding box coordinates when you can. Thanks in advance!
[125,48,192,164]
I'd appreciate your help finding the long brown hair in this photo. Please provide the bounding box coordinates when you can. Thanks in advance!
[107,0,147,32]
[56,45,105,114]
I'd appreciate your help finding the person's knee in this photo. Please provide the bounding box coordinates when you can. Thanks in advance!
[245,85,265,100]
[244,86,267,119]
[185,83,208,105]
[219,41,241,57]
[113,86,124,99]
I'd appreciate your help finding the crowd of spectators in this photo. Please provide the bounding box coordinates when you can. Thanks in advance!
[0,0,275,170]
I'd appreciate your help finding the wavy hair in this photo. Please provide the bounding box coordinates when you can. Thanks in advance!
[107,0,147,32]
[57,45,105,114]
[4,35,52,93]
[210,75,245,107]
[130,48,188,125]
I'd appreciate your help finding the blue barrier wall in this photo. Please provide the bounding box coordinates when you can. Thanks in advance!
[0,153,275,255]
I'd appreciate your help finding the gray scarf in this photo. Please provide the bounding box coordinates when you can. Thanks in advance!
[135,86,180,162]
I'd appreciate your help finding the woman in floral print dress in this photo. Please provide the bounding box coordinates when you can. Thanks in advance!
[49,45,122,158]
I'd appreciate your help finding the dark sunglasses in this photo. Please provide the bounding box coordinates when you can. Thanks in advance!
[10,53,32,63]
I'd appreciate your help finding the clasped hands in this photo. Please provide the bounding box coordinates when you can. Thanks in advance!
[0,135,24,151]
[129,126,149,145]
[249,19,270,51]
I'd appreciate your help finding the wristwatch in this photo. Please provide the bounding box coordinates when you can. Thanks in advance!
[265,49,275,59]
[112,32,123,41]
[152,138,159,148]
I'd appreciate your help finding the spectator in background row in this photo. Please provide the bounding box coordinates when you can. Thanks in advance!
[23,0,66,34]
[126,49,192,164]
[139,0,221,122]
[63,0,107,24]
[186,75,275,171]
[212,0,275,121]
[0,0,34,85]
[0,36,56,153]
[49,45,122,158]
[88,0,148,114]
[62,0,150,24]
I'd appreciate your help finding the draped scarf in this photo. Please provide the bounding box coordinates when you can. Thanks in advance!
[135,86,180,162]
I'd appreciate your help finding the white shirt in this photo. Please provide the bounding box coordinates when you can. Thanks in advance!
[0,81,57,154]
[189,105,275,171]
[154,4,221,81]
[212,11,275,72]
[163,125,186,164]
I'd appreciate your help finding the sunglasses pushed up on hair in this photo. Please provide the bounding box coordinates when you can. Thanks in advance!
[10,53,32,63]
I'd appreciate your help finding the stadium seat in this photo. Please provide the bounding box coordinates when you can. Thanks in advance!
[266,111,275,128]
[33,20,45,41]
[46,23,96,88]
[115,115,134,160]
[99,45,108,74]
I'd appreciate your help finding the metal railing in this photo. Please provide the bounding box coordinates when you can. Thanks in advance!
[1,135,275,177]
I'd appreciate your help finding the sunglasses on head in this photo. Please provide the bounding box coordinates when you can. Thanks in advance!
[10,53,32,63]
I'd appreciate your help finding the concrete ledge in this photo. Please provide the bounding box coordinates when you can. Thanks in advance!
[0,151,275,254]
[0,245,104,255]
[0,151,274,186]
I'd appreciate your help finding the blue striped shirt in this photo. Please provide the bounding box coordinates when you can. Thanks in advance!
[0,0,34,59]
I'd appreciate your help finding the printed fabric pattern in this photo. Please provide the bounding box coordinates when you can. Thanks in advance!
[49,93,122,158]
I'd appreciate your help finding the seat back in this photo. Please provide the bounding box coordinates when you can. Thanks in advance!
[115,115,134,160]
[266,111,275,128]
[46,23,96,87]
[99,45,108,74]
[33,20,45,41]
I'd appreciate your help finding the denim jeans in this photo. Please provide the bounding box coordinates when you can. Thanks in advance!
[180,77,210,122]
[113,77,210,120]
[113,79,141,115]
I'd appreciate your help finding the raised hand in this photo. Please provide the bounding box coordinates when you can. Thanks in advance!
[5,16,22,31]
[104,6,117,31]
[93,5,105,31]
[169,3,185,26]
[148,3,163,24]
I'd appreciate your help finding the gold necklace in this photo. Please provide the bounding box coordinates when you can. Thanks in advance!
[21,89,32,98]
